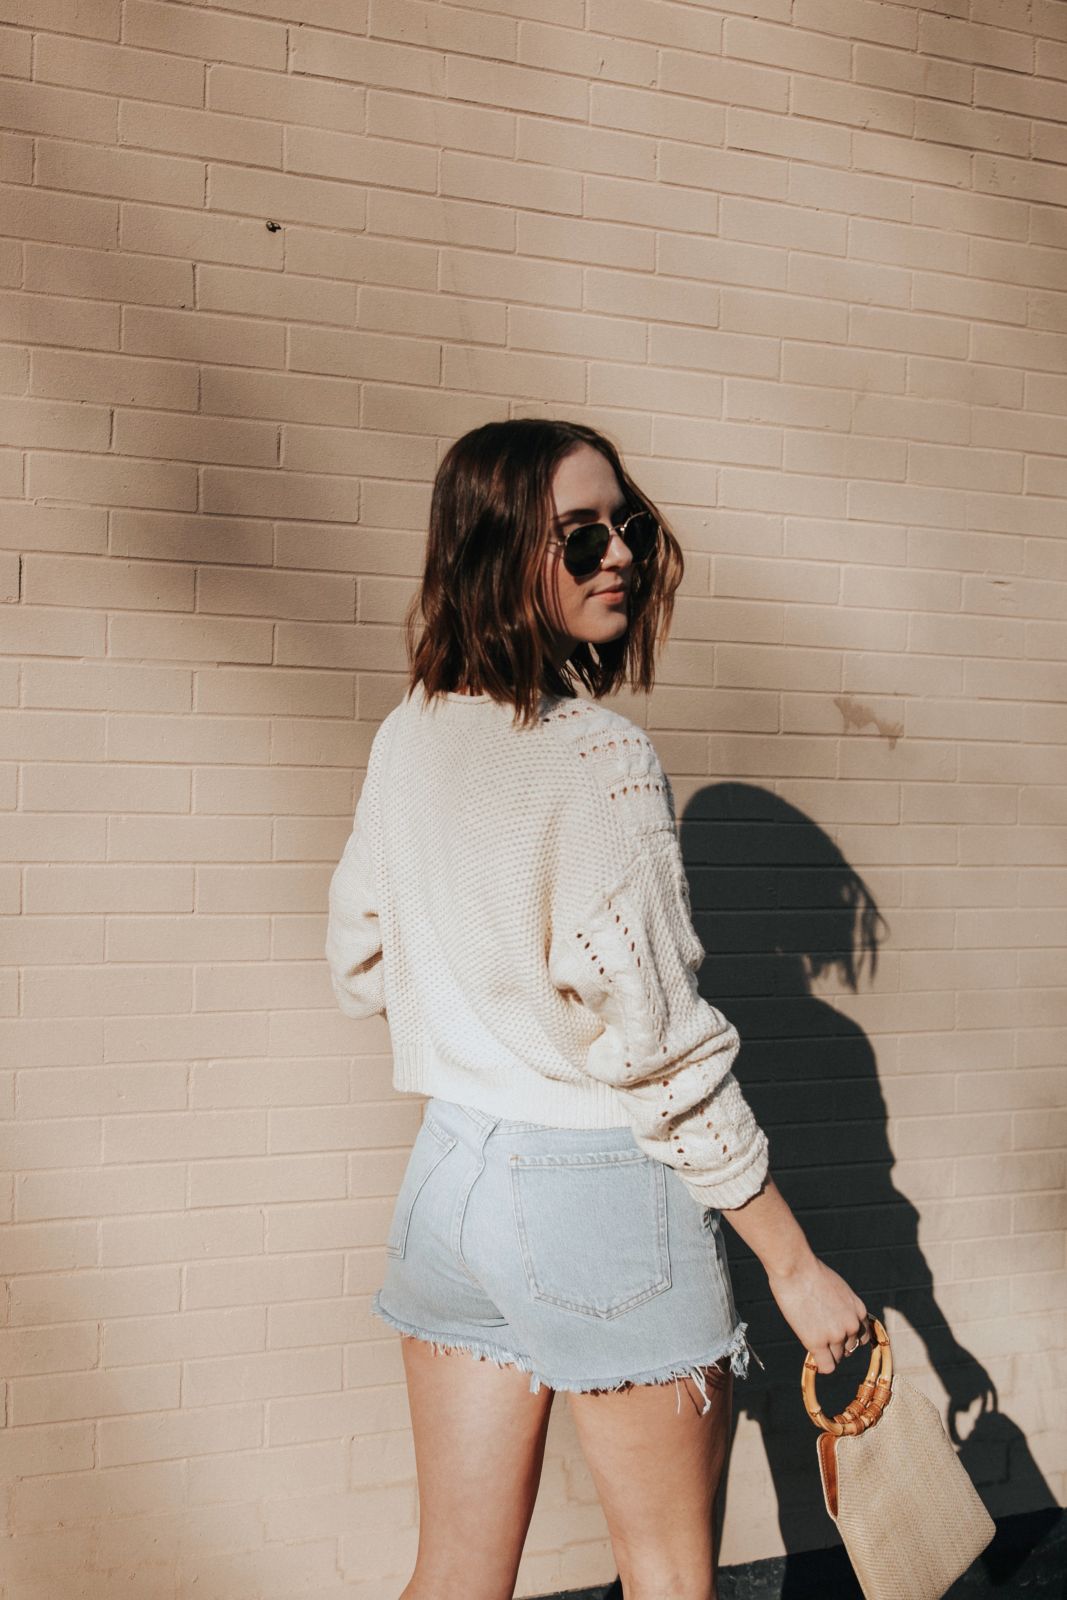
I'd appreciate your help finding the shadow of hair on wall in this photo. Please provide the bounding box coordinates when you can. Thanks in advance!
[674,781,1059,1597]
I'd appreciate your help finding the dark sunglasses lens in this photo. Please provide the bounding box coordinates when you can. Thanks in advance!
[563,523,609,576]
[623,512,657,561]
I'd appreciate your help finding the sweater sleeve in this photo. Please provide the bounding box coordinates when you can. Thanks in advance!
[551,801,769,1211]
[325,760,386,1020]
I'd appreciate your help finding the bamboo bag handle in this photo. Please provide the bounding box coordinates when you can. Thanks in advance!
[802,1315,893,1436]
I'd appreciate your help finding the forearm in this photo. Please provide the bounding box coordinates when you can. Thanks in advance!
[719,1172,816,1280]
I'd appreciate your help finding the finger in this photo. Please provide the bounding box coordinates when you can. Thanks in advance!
[815,1348,835,1376]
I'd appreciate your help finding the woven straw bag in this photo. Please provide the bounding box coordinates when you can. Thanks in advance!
[802,1316,994,1600]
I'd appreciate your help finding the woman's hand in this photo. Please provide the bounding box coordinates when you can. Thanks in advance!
[766,1255,869,1375]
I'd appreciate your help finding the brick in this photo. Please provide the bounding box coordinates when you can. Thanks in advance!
[359,286,504,344]
[789,161,912,223]
[0,129,32,182]
[121,202,283,270]
[584,174,718,235]
[593,82,725,147]
[0,180,117,251]
[0,290,119,351]
[658,141,786,202]
[284,227,436,289]
[850,304,968,358]
[587,361,722,416]
[794,0,914,47]
[445,54,587,119]
[31,349,198,411]
[16,1164,186,1221]
[918,12,1034,74]
[726,106,850,168]
[851,217,969,274]
[915,99,1030,159]
[975,150,1067,209]
[198,262,354,325]
[361,384,505,438]
[0,503,106,554]
[24,243,192,308]
[0,396,109,451]
[367,89,514,156]
[124,0,286,69]
[371,0,516,58]
[722,287,847,344]
[290,326,440,385]
[0,20,29,73]
[0,78,116,144]
[200,367,360,427]
[508,306,645,362]
[651,324,779,379]
[585,266,719,327]
[367,190,514,250]
[120,100,281,168]
[35,34,204,107]
[440,246,580,307]
[209,162,366,229]
[791,72,915,136]
[286,125,436,194]
[720,194,846,255]
[516,211,653,270]
[589,0,721,51]
[98,1401,263,1467]
[918,184,1029,243]
[209,63,366,134]
[201,466,359,523]
[442,149,581,214]
[27,452,196,511]
[725,15,851,77]
[0,0,119,37]
[659,46,788,112]
[518,19,656,86]
[123,306,286,369]
[112,412,279,468]
[517,116,654,180]
[291,28,447,96]
[973,323,1067,374]
[976,64,1067,121]
[442,344,584,402]
[37,138,205,209]
[11,1363,180,1426]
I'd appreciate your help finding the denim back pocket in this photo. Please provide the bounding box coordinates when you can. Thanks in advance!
[509,1147,671,1319]
[386,1117,457,1260]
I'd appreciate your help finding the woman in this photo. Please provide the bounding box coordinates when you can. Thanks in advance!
[326,418,868,1600]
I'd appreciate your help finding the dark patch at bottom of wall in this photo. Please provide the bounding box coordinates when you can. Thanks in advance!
[538,1506,1066,1600]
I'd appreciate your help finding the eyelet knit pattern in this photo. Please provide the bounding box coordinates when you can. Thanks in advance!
[325,683,769,1210]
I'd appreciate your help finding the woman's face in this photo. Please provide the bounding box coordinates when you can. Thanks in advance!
[543,444,634,669]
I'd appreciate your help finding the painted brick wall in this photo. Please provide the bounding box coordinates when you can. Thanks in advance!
[2,2,1065,1596]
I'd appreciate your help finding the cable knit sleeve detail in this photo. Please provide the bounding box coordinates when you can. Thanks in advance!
[325,735,387,1020]
[550,730,769,1210]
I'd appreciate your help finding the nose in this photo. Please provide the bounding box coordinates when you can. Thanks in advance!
[602,530,633,573]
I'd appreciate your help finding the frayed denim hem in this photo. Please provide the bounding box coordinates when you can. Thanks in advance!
[371,1293,759,1419]
[371,1293,538,1376]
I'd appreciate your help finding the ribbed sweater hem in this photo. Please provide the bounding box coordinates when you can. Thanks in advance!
[392,1041,630,1129]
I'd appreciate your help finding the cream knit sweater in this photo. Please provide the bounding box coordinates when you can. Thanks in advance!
[325,682,769,1210]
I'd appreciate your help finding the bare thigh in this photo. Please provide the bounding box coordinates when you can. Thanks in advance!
[567,1358,734,1600]
[398,1335,556,1600]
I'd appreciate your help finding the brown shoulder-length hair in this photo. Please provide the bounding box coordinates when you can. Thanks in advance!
[404,418,685,728]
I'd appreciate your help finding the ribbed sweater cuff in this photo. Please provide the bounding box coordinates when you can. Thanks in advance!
[678,1132,771,1211]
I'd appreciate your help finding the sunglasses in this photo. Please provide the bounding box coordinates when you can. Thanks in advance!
[547,508,660,578]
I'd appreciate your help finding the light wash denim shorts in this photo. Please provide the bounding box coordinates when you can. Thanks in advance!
[371,1097,756,1415]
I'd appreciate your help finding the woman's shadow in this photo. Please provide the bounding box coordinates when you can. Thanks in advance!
[671,782,1060,1597]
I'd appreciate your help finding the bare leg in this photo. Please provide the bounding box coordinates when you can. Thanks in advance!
[566,1357,734,1600]
[398,1335,556,1600]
